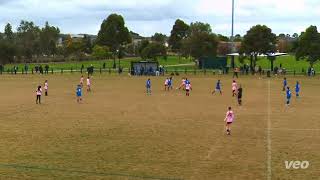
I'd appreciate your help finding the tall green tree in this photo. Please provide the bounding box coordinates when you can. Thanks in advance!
[138,40,150,56]
[83,34,93,54]
[169,19,189,53]
[17,20,41,61]
[0,42,15,64]
[181,22,218,60]
[296,26,320,66]
[0,23,16,64]
[97,14,131,68]
[151,33,167,44]
[141,42,167,61]
[4,23,14,41]
[40,21,60,56]
[92,45,110,59]
[234,34,242,42]
[218,34,229,42]
[241,25,277,69]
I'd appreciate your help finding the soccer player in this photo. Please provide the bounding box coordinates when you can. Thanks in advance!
[232,80,238,97]
[168,77,173,90]
[283,77,287,91]
[286,86,292,106]
[87,76,91,92]
[212,80,222,95]
[185,83,192,96]
[44,80,48,96]
[36,86,42,104]
[177,78,186,90]
[185,78,190,86]
[80,75,84,87]
[146,78,151,95]
[224,107,234,135]
[164,78,169,91]
[76,84,82,103]
[237,85,243,106]
[295,81,301,98]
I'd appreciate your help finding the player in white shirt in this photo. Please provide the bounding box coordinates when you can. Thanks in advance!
[87,76,91,92]
[232,80,238,97]
[185,83,192,96]
[177,78,186,90]
[164,78,169,91]
[44,80,48,96]
[80,75,84,87]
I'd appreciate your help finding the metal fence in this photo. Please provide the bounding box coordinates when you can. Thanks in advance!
[0,67,315,76]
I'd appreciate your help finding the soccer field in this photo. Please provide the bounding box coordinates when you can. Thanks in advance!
[0,74,319,180]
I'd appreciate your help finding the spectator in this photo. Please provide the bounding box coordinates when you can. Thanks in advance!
[24,64,29,74]
[45,65,49,74]
[35,65,39,73]
[39,65,43,74]
[14,66,18,74]
[258,66,262,76]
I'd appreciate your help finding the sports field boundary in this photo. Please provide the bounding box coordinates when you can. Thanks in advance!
[0,163,183,180]
[267,80,272,180]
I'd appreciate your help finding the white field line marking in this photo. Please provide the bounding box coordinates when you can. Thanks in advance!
[267,80,272,180]
[270,128,320,131]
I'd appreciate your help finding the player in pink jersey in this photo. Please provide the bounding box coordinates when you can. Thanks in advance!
[232,80,238,97]
[36,85,42,104]
[177,78,186,90]
[80,75,84,87]
[185,83,192,96]
[44,80,48,96]
[224,107,234,135]
[86,76,91,92]
[164,78,169,91]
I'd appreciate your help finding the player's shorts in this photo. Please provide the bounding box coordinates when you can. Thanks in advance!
[77,93,82,97]
[216,88,221,91]
[227,122,233,124]
[186,89,190,92]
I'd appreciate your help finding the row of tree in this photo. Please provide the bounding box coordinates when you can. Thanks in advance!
[0,21,60,64]
[1,13,320,68]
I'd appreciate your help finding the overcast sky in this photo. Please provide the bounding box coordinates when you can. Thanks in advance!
[0,0,319,37]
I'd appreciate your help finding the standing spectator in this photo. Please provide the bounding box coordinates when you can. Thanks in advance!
[258,66,262,76]
[35,65,39,73]
[14,66,18,74]
[45,65,49,74]
[39,65,44,74]
[81,64,84,74]
[24,64,29,74]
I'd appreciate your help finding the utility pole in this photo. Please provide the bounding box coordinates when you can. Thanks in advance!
[230,0,236,69]
[231,0,235,39]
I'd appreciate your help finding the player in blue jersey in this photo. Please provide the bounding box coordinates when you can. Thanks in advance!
[286,86,292,106]
[146,78,151,95]
[76,84,82,103]
[212,80,222,95]
[283,77,287,91]
[295,81,300,98]
[168,77,173,90]
[185,78,190,85]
